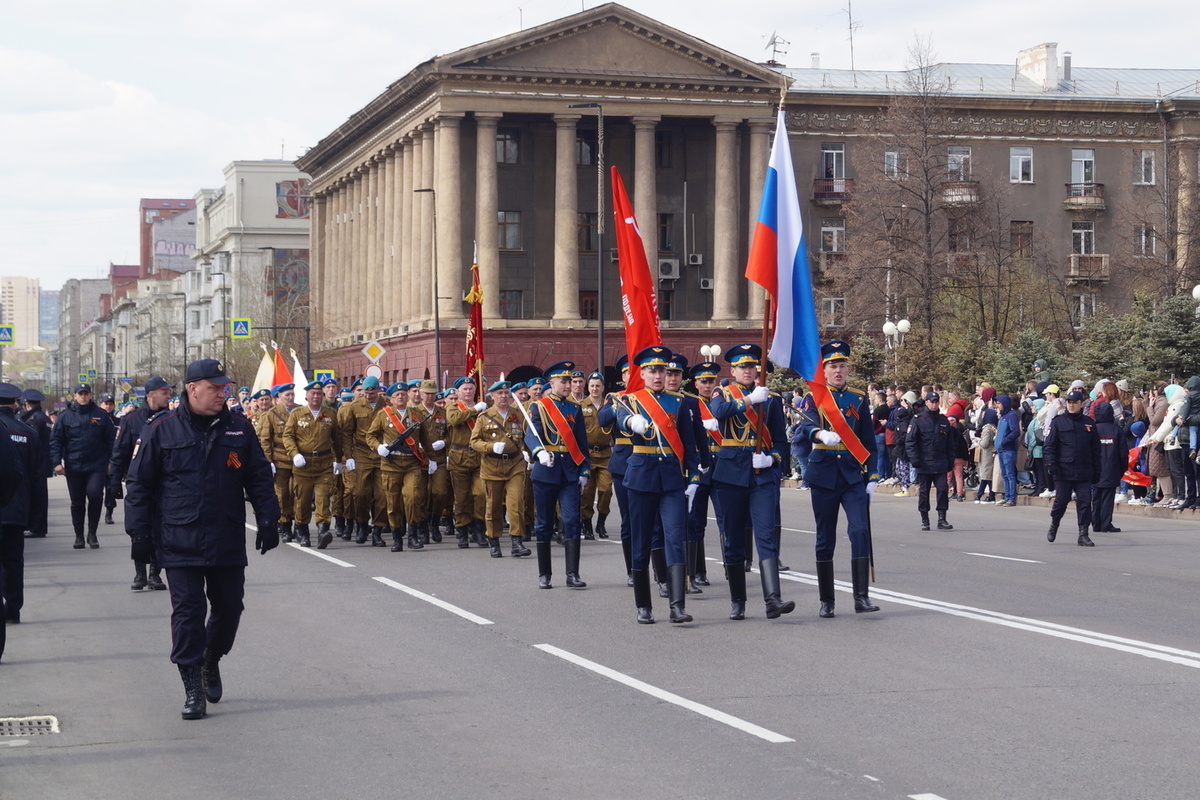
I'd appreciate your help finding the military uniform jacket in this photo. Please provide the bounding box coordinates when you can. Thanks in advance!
[616,389,701,492]
[365,405,430,473]
[51,400,116,472]
[419,405,449,464]
[125,398,280,568]
[340,396,387,466]
[693,392,723,486]
[0,407,37,527]
[708,383,785,488]
[581,396,614,468]
[796,384,877,490]
[446,401,483,469]
[470,406,528,480]
[597,395,632,477]
[257,404,294,469]
[523,393,590,484]
[283,405,343,466]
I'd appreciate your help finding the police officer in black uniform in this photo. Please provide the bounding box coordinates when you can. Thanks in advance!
[1044,388,1100,547]
[905,391,955,531]
[17,389,52,538]
[125,359,280,720]
[51,383,117,549]
[0,411,24,662]
[0,383,37,627]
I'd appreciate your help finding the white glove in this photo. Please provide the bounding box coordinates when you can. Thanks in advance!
[492,441,506,454]
[376,444,391,458]
[292,453,307,468]
[865,480,876,496]
[473,401,487,412]
[522,450,531,463]
[816,430,841,446]
[579,475,589,490]
[427,460,438,475]
[628,415,650,435]
[537,450,553,467]
[748,385,771,404]
[270,463,276,475]
[684,483,698,502]
[752,452,773,469]
[345,458,356,471]
[333,462,342,476]
[432,439,445,451]
[702,417,719,432]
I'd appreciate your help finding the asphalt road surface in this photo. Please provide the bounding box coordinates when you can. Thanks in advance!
[4,480,1199,799]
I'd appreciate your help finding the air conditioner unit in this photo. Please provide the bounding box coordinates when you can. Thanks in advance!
[699,278,715,291]
[658,258,681,280]
[687,254,703,266]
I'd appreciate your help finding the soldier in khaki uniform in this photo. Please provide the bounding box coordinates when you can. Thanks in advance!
[284,380,343,549]
[580,371,614,540]
[339,376,387,545]
[470,380,531,558]
[366,383,435,552]
[446,376,488,549]
[334,383,360,539]
[258,383,297,541]
[417,379,450,544]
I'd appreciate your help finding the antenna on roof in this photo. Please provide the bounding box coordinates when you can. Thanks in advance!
[845,0,862,72]
[764,31,789,68]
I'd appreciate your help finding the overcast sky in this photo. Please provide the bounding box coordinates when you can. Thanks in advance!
[2,0,1195,292]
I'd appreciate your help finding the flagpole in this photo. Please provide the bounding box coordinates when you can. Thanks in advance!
[755,290,771,458]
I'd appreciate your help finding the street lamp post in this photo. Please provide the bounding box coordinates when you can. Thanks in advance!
[882,318,910,377]
[414,187,441,383]
[568,102,606,376]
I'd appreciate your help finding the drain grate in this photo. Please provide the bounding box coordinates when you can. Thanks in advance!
[0,716,60,736]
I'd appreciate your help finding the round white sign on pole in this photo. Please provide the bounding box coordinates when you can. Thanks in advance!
[365,364,383,379]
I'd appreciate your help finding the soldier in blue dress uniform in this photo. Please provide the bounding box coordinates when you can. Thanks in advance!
[709,343,793,621]
[668,352,710,594]
[797,340,880,617]
[524,361,590,590]
[598,355,635,585]
[686,360,723,590]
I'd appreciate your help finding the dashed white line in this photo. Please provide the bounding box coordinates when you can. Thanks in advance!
[372,576,494,626]
[533,643,794,743]
[964,552,1043,564]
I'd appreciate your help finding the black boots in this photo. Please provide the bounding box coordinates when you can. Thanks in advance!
[131,562,148,591]
[760,558,795,619]
[282,523,295,544]
[537,541,553,589]
[104,509,114,525]
[685,541,703,594]
[851,557,880,613]
[668,563,692,623]
[201,648,223,703]
[371,526,386,547]
[73,530,85,549]
[490,537,504,558]
[316,523,333,550]
[581,518,595,540]
[632,569,653,623]
[727,564,747,620]
[296,523,312,548]
[920,514,930,531]
[693,541,709,585]
[407,525,423,550]
[595,513,609,539]
[511,533,531,557]
[622,539,633,586]
[335,516,348,539]
[420,521,431,546]
[455,525,470,549]
[652,548,669,598]
[179,664,206,720]
[86,528,99,549]
[355,521,369,545]
[1047,519,1059,542]
[1078,525,1095,547]
[474,520,489,548]
[147,562,166,591]
[816,560,836,618]
[564,539,586,588]
[937,512,953,531]
[390,529,404,552]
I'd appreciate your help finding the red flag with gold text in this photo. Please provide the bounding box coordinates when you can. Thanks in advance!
[464,262,484,382]
[610,166,661,392]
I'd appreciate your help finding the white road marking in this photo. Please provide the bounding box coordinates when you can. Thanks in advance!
[533,643,794,744]
[909,794,950,800]
[284,542,356,567]
[372,577,494,626]
[963,552,1043,564]
[779,571,1200,670]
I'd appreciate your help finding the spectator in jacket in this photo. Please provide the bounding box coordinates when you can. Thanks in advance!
[1174,376,1200,509]
[905,392,955,531]
[1146,383,1171,503]
[51,383,117,549]
[946,413,970,501]
[871,391,891,483]
[994,394,1021,506]
[1091,402,1128,533]
[890,391,917,496]
[125,359,280,720]
[1044,389,1101,546]
[1153,383,1188,508]
[974,409,998,503]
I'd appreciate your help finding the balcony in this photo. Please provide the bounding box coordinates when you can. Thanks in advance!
[1066,253,1110,284]
[1062,183,1106,212]
[811,178,855,206]
[814,251,847,281]
[938,180,980,207]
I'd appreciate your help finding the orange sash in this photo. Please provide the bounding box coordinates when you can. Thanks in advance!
[537,397,586,466]
[632,389,685,463]
[456,401,477,430]
[383,407,426,465]
[727,385,773,450]
[697,396,723,447]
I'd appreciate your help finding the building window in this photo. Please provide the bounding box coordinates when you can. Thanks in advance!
[1134,149,1156,185]
[498,211,523,250]
[496,128,520,165]
[579,291,598,320]
[821,142,845,179]
[190,310,200,329]
[948,218,971,252]
[884,147,905,180]
[1071,293,1095,329]
[576,130,597,166]
[820,218,846,252]
[659,288,675,321]
[1010,221,1034,259]
[947,146,972,180]
[819,297,846,328]
[1009,147,1034,183]
[499,289,523,320]
[1071,148,1095,184]
[1137,223,1156,256]
[1072,221,1095,255]
[577,212,598,251]
[658,213,675,253]
[655,131,673,168]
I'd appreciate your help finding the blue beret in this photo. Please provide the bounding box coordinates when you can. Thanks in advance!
[488,380,511,392]
[361,376,381,390]
[271,383,294,396]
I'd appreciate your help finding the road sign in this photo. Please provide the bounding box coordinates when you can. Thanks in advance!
[361,340,386,364]
[77,373,88,383]
[365,364,383,379]
[0,325,12,345]
[313,369,335,384]
[87,369,98,379]
[231,319,252,339]
[119,377,133,392]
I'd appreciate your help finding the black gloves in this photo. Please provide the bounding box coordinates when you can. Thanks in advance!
[256,522,280,554]
[109,481,124,500]
[130,534,153,563]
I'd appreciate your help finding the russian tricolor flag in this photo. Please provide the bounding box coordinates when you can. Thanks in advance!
[744,108,821,383]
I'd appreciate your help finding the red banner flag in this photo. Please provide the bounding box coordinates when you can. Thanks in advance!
[271,346,292,386]
[610,166,661,392]
[464,261,485,383]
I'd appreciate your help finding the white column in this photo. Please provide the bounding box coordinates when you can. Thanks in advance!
[632,115,660,270]
[474,112,502,320]
[553,113,581,320]
[711,117,741,322]
[747,118,773,324]
[436,114,465,322]
[419,122,435,323]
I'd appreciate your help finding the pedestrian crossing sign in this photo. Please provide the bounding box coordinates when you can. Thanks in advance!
[313,369,335,383]
[87,369,98,379]
[231,318,252,339]
[0,325,12,344]
[78,373,87,383]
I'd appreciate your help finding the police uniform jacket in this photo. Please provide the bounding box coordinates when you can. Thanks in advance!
[109,403,170,485]
[470,405,528,480]
[905,408,955,475]
[283,405,343,465]
[125,395,280,568]
[18,406,53,478]
[797,385,877,489]
[50,400,116,472]
[616,389,701,492]
[1091,402,1127,488]
[708,383,786,487]
[524,393,590,484]
[0,407,36,527]
[1044,409,1101,483]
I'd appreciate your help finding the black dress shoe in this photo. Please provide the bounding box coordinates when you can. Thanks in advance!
[1104,525,1122,533]
[538,574,552,589]
[637,607,654,624]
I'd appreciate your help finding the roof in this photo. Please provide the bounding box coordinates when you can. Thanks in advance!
[138,198,196,209]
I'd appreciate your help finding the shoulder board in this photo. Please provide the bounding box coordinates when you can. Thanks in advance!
[845,387,866,397]
[666,390,684,398]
